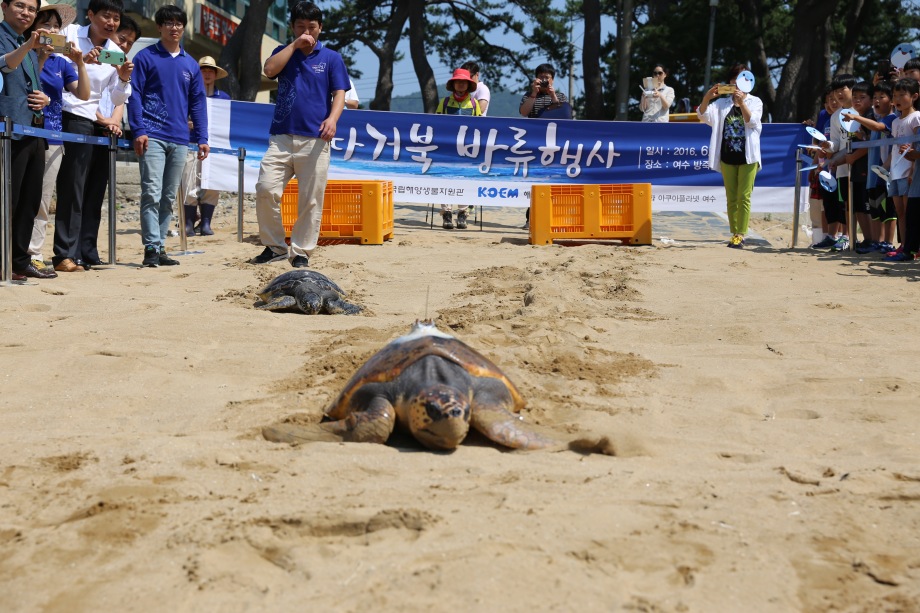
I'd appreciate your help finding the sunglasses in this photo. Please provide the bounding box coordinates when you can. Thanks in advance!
[653,71,664,75]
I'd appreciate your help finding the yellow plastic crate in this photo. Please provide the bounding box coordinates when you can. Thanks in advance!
[282,179,394,244]
[529,183,652,246]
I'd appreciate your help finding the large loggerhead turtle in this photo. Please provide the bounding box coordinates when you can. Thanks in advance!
[262,320,563,451]
[255,270,362,315]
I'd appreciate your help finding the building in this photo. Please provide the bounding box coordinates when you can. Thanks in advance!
[72,0,288,101]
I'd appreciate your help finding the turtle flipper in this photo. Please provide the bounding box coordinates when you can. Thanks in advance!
[256,295,297,311]
[471,408,560,450]
[324,395,396,443]
[324,299,363,315]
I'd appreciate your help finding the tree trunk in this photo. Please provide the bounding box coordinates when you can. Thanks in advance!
[408,0,438,112]
[218,0,274,101]
[772,0,839,122]
[582,0,604,119]
[835,0,869,75]
[369,1,411,110]
[614,0,633,120]
[735,0,775,118]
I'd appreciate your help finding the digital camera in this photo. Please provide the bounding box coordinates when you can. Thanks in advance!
[38,33,68,54]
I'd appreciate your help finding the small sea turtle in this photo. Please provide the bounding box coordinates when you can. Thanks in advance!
[255,270,362,315]
[263,320,560,451]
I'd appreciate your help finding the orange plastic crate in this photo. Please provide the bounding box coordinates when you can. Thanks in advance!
[529,184,652,245]
[282,179,394,244]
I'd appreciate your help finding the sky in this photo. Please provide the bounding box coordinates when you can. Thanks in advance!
[344,3,598,102]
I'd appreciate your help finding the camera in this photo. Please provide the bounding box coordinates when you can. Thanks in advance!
[38,33,67,53]
[717,84,736,95]
[99,49,126,66]
[540,79,549,87]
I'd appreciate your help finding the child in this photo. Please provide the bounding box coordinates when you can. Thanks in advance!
[434,67,481,230]
[817,74,856,251]
[841,81,872,251]
[809,86,838,248]
[847,81,897,253]
[885,78,920,261]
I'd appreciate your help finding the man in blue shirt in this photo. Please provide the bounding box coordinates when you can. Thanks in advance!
[252,1,348,268]
[128,4,208,267]
[0,0,57,280]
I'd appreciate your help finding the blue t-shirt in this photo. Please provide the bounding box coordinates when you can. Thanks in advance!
[867,112,896,189]
[815,109,830,140]
[128,42,208,146]
[269,41,349,138]
[40,55,77,145]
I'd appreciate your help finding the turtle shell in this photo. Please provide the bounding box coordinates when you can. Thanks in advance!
[257,270,346,302]
[325,321,525,419]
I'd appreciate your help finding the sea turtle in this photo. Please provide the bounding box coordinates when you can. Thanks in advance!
[255,270,362,315]
[262,320,561,451]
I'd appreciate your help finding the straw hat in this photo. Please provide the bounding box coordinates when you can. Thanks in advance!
[198,56,228,79]
[446,68,477,93]
[37,3,77,29]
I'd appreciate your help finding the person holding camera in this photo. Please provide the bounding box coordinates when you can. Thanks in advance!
[697,63,763,249]
[52,0,133,273]
[639,64,675,123]
[0,0,57,280]
[519,63,567,118]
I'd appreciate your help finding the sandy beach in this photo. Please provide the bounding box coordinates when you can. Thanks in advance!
[1,179,919,612]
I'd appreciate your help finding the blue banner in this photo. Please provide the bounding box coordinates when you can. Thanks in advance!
[203,99,807,211]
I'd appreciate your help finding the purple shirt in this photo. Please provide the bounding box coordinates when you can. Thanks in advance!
[268,41,349,138]
[40,55,78,145]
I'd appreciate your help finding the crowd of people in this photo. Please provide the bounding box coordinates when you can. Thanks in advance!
[4,0,917,281]
[805,60,920,259]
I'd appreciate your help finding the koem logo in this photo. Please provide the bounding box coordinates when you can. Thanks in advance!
[477,187,519,198]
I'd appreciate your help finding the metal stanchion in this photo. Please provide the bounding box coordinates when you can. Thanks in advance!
[237,146,246,243]
[791,152,803,249]
[846,138,855,252]
[1,117,12,284]
[107,131,118,265]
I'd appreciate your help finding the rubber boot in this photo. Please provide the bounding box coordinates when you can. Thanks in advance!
[198,204,216,236]
[183,205,197,237]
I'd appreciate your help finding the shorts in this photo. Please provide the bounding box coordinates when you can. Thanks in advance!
[868,185,895,222]
[852,180,870,215]
[889,178,909,197]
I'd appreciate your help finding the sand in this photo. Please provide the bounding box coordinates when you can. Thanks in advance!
[1,194,919,612]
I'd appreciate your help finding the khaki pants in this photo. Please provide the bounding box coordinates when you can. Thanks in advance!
[29,144,63,258]
[255,134,330,259]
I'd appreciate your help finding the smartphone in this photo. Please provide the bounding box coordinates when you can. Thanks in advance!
[38,33,68,54]
[99,49,126,66]
[717,84,736,95]
[877,60,894,77]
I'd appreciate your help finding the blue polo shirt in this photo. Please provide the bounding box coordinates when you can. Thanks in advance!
[128,42,208,145]
[269,41,349,138]
[40,55,78,145]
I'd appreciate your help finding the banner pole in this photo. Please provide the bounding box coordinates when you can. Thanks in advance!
[1,117,12,284]
[237,146,246,243]
[791,151,802,249]
[107,132,118,265]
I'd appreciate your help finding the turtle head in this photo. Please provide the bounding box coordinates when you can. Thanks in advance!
[407,384,471,450]
[294,285,323,314]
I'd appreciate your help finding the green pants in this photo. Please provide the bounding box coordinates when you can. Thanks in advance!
[720,162,758,235]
